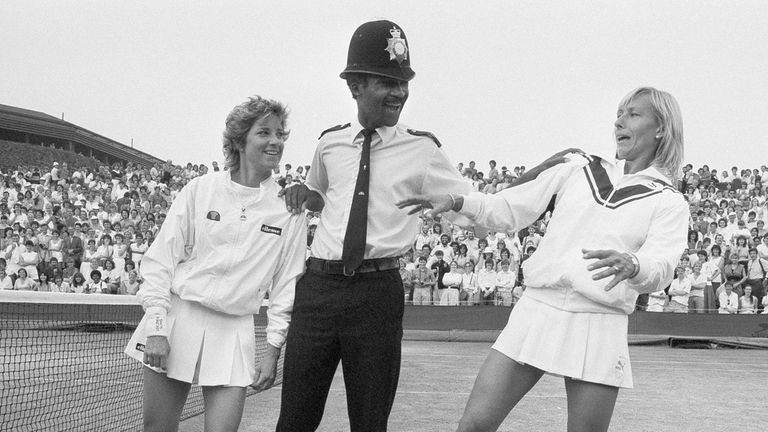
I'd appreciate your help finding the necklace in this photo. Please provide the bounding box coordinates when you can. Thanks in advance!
[229,177,260,222]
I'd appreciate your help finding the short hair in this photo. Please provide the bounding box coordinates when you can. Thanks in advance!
[618,87,684,181]
[222,96,289,173]
[90,270,102,279]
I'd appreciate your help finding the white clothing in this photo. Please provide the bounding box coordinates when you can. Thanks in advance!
[126,294,254,386]
[688,273,707,298]
[136,171,306,348]
[646,290,667,312]
[718,291,739,314]
[757,243,768,261]
[306,121,472,260]
[669,277,692,305]
[494,295,633,388]
[0,276,13,290]
[441,271,463,289]
[460,154,688,314]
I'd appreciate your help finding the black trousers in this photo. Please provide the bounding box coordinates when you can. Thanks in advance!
[745,278,765,312]
[276,268,404,432]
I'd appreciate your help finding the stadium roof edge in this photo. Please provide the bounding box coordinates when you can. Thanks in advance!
[0,103,165,167]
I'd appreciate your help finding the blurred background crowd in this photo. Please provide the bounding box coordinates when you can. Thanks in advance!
[2,158,767,315]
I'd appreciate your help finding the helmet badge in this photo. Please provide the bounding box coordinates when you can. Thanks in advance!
[385,26,408,64]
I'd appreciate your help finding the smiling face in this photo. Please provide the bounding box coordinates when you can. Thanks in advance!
[240,115,288,180]
[353,75,409,129]
[614,94,661,164]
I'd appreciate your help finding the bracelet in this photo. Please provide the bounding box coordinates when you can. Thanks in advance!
[626,253,640,279]
[448,193,457,211]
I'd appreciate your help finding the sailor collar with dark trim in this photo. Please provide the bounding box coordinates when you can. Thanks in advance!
[583,155,677,209]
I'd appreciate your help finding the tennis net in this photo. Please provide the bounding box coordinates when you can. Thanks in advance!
[0,291,282,432]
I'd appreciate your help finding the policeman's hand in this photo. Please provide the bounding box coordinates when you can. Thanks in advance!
[251,344,280,392]
[278,184,324,214]
[395,194,454,218]
[582,248,636,291]
[516,148,586,186]
[143,335,170,370]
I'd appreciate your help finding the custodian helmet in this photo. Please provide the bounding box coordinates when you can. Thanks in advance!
[340,20,415,82]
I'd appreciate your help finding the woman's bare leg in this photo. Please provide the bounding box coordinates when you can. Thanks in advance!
[202,385,247,432]
[564,377,619,432]
[143,367,191,432]
[456,350,544,432]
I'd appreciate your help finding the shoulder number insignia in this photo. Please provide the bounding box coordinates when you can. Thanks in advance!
[407,129,441,147]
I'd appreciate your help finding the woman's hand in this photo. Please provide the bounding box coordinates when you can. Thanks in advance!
[396,194,456,218]
[143,335,170,370]
[251,344,280,392]
[582,248,638,291]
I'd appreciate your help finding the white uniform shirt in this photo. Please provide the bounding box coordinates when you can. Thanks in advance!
[669,277,691,305]
[460,154,689,314]
[718,291,739,313]
[138,172,306,348]
[306,121,472,260]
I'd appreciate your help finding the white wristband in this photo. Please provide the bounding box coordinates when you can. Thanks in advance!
[144,307,169,337]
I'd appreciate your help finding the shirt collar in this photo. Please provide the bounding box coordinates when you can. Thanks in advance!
[593,151,673,184]
[349,119,397,146]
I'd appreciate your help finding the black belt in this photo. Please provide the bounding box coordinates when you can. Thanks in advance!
[307,256,400,276]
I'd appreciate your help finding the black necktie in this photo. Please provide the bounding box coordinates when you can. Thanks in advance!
[342,129,374,273]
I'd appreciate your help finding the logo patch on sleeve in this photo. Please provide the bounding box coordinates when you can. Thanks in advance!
[135,343,145,352]
[261,224,282,236]
[206,211,220,221]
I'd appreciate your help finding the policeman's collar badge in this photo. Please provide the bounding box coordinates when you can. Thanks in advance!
[385,26,408,64]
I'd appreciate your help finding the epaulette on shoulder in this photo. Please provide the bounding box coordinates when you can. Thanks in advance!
[407,129,441,147]
[318,123,351,140]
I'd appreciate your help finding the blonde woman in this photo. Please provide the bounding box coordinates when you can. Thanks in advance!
[399,87,688,431]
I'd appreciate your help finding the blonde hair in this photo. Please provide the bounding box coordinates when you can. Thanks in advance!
[619,87,684,181]
[222,96,288,172]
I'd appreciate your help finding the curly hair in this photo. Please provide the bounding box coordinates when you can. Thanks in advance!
[222,96,289,173]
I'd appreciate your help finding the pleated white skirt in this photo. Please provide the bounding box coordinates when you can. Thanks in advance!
[124,294,255,387]
[492,294,633,388]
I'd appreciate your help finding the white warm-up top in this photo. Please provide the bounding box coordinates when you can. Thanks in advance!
[459,153,689,315]
[138,171,307,348]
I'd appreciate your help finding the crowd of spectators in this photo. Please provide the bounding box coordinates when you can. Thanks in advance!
[2,156,767,315]
[0,159,209,294]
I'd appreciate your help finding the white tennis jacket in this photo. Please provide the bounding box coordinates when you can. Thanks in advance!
[138,171,306,348]
[460,153,689,314]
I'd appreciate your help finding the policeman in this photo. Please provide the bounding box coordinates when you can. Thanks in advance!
[277,20,471,431]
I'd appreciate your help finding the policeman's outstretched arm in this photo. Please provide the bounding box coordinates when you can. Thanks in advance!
[396,194,462,218]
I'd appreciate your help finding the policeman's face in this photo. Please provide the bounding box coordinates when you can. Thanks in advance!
[353,75,409,128]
